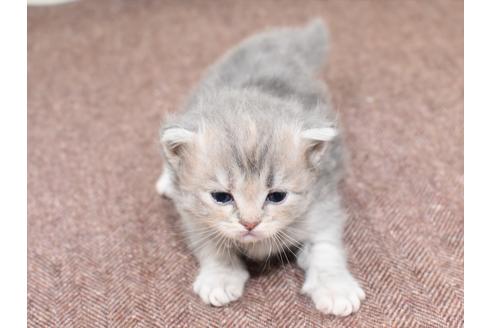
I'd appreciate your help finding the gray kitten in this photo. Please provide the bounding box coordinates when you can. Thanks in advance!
[157,19,365,316]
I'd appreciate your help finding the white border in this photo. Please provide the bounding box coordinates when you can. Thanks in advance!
[465,1,492,326]
[28,0,76,6]
[0,1,474,327]
[0,1,26,326]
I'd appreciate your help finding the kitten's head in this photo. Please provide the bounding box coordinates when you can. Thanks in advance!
[161,90,338,244]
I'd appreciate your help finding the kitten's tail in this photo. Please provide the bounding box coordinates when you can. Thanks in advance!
[295,18,330,73]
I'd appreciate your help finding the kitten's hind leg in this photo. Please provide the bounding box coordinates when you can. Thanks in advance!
[155,165,174,198]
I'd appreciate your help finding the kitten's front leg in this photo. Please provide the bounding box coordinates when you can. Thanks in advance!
[192,240,249,307]
[298,214,365,316]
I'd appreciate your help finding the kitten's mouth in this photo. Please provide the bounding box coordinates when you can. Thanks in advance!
[238,230,264,243]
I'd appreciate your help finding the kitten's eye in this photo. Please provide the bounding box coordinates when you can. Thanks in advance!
[211,192,234,204]
[266,191,287,204]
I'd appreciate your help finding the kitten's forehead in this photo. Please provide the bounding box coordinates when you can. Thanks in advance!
[198,120,302,189]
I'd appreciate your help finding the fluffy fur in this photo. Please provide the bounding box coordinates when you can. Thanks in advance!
[157,19,365,316]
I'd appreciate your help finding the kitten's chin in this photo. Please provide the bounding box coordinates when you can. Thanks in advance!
[236,230,268,244]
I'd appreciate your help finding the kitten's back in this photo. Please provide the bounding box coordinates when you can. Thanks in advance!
[235,18,329,75]
[192,19,330,110]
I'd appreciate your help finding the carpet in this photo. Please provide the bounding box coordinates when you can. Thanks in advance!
[28,1,464,326]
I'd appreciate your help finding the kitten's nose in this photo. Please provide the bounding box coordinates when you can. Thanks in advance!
[240,220,259,231]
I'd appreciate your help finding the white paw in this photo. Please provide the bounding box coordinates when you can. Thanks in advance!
[155,169,173,198]
[193,268,249,307]
[302,272,365,316]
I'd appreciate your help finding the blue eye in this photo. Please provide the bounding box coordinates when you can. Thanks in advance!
[211,192,234,204]
[266,191,287,203]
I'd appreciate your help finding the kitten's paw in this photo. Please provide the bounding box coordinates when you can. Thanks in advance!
[193,268,249,307]
[302,272,365,316]
[155,170,173,198]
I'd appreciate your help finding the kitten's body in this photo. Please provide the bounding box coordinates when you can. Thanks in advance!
[157,19,365,316]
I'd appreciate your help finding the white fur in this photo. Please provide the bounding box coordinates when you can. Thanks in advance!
[155,167,174,198]
[301,127,337,141]
[295,199,365,316]
[161,127,194,148]
[193,266,249,306]
[190,238,250,306]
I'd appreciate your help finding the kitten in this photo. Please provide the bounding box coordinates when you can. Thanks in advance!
[156,19,365,316]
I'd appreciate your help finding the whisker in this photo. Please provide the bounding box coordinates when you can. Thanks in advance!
[277,231,299,260]
[189,230,222,253]
[278,234,292,264]
[262,237,273,273]
[272,233,286,270]
[216,234,226,257]
[173,225,219,243]
[277,230,303,251]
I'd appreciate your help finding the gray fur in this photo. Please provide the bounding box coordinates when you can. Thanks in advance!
[157,19,364,315]
[163,18,342,194]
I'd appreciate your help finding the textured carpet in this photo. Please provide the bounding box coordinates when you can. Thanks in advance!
[28,1,463,327]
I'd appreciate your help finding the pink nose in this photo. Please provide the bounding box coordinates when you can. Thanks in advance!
[240,220,259,231]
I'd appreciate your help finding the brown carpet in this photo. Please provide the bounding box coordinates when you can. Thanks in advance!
[28,1,464,327]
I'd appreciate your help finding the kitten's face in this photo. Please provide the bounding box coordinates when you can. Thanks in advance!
[163,120,335,244]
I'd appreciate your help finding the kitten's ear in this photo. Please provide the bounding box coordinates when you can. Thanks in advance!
[301,127,337,166]
[160,127,194,166]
